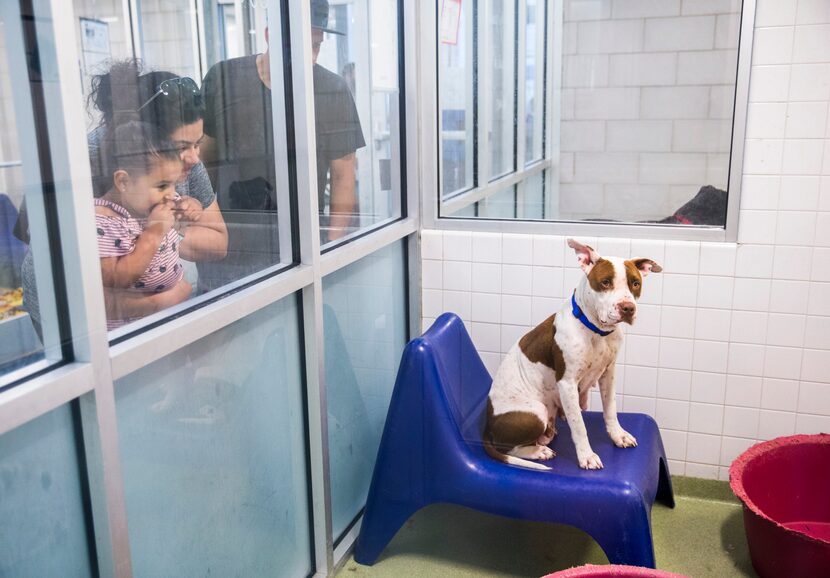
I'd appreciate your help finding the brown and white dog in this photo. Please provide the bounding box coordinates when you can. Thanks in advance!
[483,239,662,470]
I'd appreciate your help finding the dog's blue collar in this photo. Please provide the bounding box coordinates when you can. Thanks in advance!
[571,292,614,337]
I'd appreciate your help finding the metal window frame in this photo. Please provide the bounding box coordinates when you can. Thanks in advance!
[0,0,420,576]
[426,0,756,244]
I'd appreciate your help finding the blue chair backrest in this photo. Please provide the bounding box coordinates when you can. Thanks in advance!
[422,313,493,444]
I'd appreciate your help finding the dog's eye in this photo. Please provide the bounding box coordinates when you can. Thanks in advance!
[633,281,641,289]
[602,278,612,288]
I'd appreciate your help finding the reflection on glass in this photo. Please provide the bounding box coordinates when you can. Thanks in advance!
[2,1,64,379]
[65,0,286,331]
[555,0,740,225]
[525,0,546,165]
[443,0,740,228]
[522,171,545,219]
[0,405,94,576]
[137,0,200,80]
[64,60,228,333]
[489,0,516,179]
[478,185,517,219]
[439,0,475,197]
[313,0,401,246]
[114,296,312,576]
[323,241,407,539]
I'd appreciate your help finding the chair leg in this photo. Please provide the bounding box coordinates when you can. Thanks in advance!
[354,499,424,566]
[589,498,657,569]
[657,457,675,508]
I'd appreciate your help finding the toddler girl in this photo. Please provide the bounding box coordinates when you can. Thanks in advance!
[96,121,199,329]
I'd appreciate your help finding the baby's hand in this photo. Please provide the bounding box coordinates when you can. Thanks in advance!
[147,199,177,234]
[174,197,203,224]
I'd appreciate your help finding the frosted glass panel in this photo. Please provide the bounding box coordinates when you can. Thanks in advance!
[0,404,94,577]
[323,241,407,539]
[114,296,312,577]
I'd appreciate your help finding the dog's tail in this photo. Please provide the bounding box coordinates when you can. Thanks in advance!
[482,435,551,471]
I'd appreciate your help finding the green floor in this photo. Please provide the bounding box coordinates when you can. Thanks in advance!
[336,477,756,578]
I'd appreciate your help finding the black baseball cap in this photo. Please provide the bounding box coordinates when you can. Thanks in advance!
[311,0,344,35]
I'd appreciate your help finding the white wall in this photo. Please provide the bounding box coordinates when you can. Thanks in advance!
[559,0,741,222]
[421,0,830,480]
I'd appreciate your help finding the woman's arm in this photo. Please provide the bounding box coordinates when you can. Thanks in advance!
[178,198,228,261]
[104,278,192,320]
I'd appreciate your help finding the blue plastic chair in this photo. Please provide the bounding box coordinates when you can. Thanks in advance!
[354,313,675,568]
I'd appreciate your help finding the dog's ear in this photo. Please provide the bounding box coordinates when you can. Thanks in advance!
[631,258,662,277]
[567,238,601,274]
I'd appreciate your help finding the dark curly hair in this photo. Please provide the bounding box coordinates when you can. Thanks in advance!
[88,59,204,137]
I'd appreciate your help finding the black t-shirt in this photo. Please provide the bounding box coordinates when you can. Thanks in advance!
[203,55,277,211]
[201,55,280,292]
[312,63,366,208]
[199,56,365,291]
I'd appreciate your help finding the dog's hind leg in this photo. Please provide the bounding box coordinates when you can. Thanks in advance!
[509,443,555,461]
[537,417,557,447]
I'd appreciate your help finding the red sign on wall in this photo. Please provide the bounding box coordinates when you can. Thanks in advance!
[440,0,462,45]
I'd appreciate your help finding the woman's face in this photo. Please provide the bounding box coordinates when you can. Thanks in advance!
[169,119,204,180]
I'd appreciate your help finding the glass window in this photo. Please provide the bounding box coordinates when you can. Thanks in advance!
[322,240,407,539]
[524,0,545,165]
[438,0,743,229]
[488,0,516,180]
[313,0,405,247]
[2,0,68,382]
[68,0,296,337]
[520,170,545,219]
[114,296,312,576]
[0,404,95,576]
[555,0,741,225]
[137,0,201,80]
[439,0,476,197]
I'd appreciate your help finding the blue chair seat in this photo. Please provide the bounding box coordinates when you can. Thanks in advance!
[354,313,674,568]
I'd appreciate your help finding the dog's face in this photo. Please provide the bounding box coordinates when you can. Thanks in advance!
[567,239,662,326]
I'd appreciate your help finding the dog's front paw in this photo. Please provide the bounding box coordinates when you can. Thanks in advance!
[610,429,638,448]
[578,452,604,470]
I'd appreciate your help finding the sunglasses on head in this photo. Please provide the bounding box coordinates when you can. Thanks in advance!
[137,77,200,112]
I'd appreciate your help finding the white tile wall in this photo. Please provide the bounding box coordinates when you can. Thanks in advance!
[422,223,830,480]
[419,0,830,480]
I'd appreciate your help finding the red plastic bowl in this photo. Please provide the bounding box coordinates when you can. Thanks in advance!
[544,565,687,577]
[729,434,830,578]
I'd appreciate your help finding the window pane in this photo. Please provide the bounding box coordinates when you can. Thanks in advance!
[69,1,295,335]
[313,0,404,247]
[2,0,66,381]
[479,185,517,219]
[521,170,545,219]
[557,0,740,225]
[488,0,516,179]
[114,296,312,576]
[137,0,200,80]
[439,0,475,197]
[440,0,742,228]
[323,240,407,539]
[0,404,94,576]
[524,0,545,165]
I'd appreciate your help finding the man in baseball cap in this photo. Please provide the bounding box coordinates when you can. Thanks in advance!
[311,0,345,36]
[200,0,365,290]
[309,0,365,242]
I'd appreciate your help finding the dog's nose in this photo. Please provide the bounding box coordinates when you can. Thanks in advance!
[619,302,636,316]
